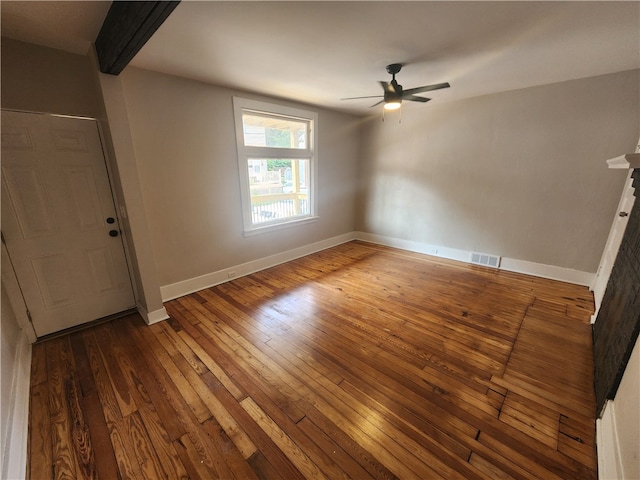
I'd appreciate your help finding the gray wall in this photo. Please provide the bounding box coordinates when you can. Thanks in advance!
[357,70,639,272]
[119,67,361,287]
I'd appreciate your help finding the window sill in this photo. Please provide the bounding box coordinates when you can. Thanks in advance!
[243,216,319,237]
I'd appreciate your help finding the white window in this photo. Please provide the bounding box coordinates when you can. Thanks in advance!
[233,97,318,235]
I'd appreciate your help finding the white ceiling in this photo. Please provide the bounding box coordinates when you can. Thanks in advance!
[2,1,639,116]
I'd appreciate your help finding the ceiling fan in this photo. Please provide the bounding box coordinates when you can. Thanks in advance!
[342,63,450,110]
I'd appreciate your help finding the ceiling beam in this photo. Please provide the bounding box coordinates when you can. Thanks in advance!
[95,1,180,75]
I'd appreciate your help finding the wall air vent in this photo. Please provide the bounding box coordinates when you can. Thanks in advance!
[470,252,501,268]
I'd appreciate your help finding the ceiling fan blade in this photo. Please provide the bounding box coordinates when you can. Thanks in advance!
[341,95,383,100]
[370,100,385,108]
[403,94,431,103]
[403,82,450,95]
[379,81,395,94]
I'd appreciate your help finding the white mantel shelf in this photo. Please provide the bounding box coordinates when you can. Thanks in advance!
[607,153,640,169]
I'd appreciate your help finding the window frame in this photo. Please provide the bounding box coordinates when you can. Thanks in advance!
[233,97,318,235]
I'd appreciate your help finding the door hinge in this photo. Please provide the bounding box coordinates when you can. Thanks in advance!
[1,231,6,245]
[26,309,34,324]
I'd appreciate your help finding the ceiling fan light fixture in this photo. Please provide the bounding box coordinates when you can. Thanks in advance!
[384,100,402,111]
[341,63,450,112]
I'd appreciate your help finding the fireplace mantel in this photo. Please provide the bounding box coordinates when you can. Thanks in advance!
[607,152,640,169]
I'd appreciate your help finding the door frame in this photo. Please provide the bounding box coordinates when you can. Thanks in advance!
[1,240,37,343]
[1,108,138,340]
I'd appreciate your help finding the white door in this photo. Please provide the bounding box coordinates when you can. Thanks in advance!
[1,110,135,337]
[592,167,637,319]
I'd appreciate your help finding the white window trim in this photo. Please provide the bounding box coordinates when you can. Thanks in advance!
[233,97,318,235]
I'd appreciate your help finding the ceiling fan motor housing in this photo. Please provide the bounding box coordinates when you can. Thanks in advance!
[385,64,404,104]
[384,84,403,103]
[386,63,403,75]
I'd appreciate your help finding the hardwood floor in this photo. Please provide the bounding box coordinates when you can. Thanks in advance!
[27,240,597,479]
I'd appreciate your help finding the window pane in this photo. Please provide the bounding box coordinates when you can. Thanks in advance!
[242,113,307,149]
[248,158,310,225]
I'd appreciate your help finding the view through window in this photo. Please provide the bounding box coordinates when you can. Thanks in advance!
[233,98,317,234]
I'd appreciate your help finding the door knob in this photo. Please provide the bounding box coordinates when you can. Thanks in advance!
[109,230,119,237]
[106,217,116,224]
[619,211,629,217]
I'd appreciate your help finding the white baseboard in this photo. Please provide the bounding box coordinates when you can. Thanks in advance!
[137,304,169,325]
[160,231,594,302]
[499,257,594,286]
[355,232,472,263]
[160,233,356,301]
[1,331,31,480]
[354,231,595,286]
[597,401,625,480]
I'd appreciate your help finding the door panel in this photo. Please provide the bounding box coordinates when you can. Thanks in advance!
[84,246,121,294]
[1,110,135,337]
[2,165,57,238]
[31,254,75,308]
[65,166,104,229]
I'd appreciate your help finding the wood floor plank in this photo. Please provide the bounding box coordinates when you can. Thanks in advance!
[296,415,378,480]
[92,324,139,419]
[27,241,598,479]
[137,404,190,479]
[156,319,210,375]
[198,370,307,480]
[212,292,478,476]
[79,391,119,480]
[167,315,308,480]
[125,410,174,479]
[240,397,329,480]
[123,317,228,453]
[338,380,484,480]
[558,430,598,470]
[468,452,517,480]
[30,342,48,386]
[82,330,144,479]
[303,405,399,480]
[173,431,221,479]
[137,321,212,424]
[201,418,261,480]
[477,432,565,480]
[170,349,259,460]
[498,391,560,449]
[27,380,51,480]
[46,338,80,480]
[109,318,187,442]
[64,371,97,479]
[182,296,308,423]
[246,450,284,480]
[166,300,247,400]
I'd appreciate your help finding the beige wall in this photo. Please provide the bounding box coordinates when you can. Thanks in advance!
[1,37,100,117]
[357,70,639,273]
[119,67,361,286]
[2,35,637,287]
[1,38,166,319]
